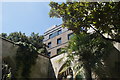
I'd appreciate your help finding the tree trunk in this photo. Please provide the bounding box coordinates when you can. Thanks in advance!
[83,61,92,80]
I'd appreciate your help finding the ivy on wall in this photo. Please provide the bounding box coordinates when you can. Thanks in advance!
[15,42,38,79]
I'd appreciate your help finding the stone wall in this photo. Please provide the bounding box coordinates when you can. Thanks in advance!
[103,43,120,78]
[0,37,19,78]
[0,37,56,79]
[30,55,56,78]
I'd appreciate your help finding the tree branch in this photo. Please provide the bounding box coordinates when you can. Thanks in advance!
[89,25,120,43]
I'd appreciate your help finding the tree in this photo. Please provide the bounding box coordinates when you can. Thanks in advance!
[28,32,44,49]
[59,33,113,80]
[49,2,120,43]
[0,32,47,55]
[7,32,28,42]
[0,33,7,38]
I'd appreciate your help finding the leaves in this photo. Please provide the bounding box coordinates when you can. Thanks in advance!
[49,2,120,43]
[58,33,113,78]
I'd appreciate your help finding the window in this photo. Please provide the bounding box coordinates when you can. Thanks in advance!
[48,52,51,57]
[57,30,62,35]
[49,34,53,39]
[57,48,61,54]
[68,33,73,40]
[57,38,61,44]
[48,42,51,48]
[49,30,62,39]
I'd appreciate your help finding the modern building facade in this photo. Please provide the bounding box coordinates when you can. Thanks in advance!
[43,25,73,57]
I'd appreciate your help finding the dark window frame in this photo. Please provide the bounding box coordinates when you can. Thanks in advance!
[48,42,51,48]
[57,38,61,44]
[49,34,53,39]
[68,33,73,40]
[57,30,62,35]
[49,30,62,39]
[57,48,61,54]
[48,52,51,57]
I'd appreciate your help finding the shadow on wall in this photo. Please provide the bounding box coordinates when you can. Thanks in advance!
[30,55,56,79]
[94,45,120,79]
[103,46,120,78]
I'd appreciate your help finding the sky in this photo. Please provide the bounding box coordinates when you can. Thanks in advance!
[1,2,63,36]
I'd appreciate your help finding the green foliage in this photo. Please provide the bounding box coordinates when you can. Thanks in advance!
[7,32,28,42]
[70,33,112,64]
[49,2,120,43]
[0,32,47,55]
[0,33,7,38]
[60,33,113,79]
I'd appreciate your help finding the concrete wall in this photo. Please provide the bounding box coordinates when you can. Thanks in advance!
[50,53,68,78]
[103,43,120,78]
[0,37,56,79]
[30,55,56,78]
[0,37,19,77]
[1,38,19,58]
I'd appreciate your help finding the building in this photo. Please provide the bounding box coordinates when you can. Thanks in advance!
[43,25,73,57]
[44,25,120,79]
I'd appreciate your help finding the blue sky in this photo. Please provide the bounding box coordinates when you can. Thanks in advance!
[2,2,62,36]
